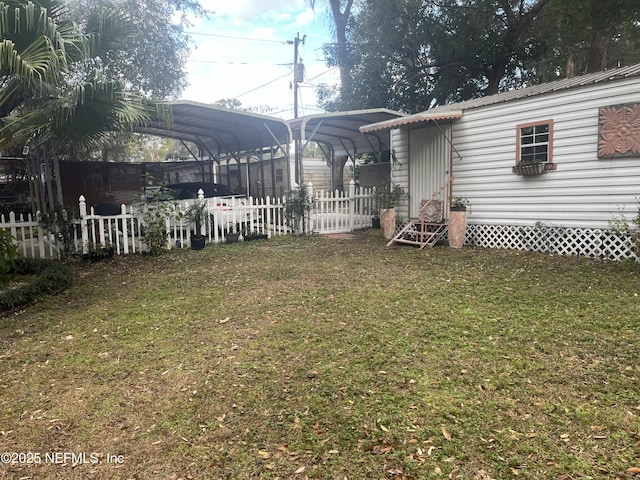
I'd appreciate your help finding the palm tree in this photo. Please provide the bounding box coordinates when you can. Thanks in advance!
[0,0,165,152]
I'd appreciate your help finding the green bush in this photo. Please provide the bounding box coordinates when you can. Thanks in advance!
[284,184,314,235]
[0,258,73,310]
[0,229,18,287]
[39,206,78,259]
[139,190,180,256]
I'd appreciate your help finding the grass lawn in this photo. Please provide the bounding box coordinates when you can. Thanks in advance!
[0,231,639,479]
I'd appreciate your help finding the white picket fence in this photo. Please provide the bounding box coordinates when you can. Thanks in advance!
[308,181,376,234]
[0,182,376,258]
[0,212,60,259]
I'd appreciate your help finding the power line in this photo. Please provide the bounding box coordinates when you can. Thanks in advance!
[306,67,338,82]
[188,59,293,66]
[185,31,286,44]
[233,71,292,99]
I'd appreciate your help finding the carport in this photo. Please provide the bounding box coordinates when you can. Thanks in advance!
[287,109,405,190]
[136,100,293,198]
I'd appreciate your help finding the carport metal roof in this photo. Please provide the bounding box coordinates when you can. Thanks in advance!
[287,109,405,159]
[136,100,292,160]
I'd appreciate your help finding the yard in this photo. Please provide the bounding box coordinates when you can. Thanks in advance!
[0,231,638,479]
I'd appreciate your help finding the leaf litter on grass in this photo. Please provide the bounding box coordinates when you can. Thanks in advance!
[0,232,639,479]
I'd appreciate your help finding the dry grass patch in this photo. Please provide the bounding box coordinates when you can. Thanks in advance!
[0,231,639,479]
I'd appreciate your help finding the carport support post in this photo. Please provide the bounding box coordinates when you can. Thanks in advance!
[349,180,356,232]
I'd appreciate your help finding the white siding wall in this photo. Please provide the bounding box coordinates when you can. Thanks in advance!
[393,77,640,230]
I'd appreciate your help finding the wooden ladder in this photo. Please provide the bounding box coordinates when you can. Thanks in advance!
[387,176,454,250]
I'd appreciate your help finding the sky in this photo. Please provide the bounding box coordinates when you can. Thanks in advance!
[180,0,339,119]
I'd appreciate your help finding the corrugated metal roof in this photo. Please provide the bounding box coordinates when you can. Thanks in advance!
[136,100,291,157]
[288,108,405,157]
[360,63,640,133]
[360,110,462,133]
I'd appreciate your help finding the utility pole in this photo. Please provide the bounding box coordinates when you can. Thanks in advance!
[289,32,305,185]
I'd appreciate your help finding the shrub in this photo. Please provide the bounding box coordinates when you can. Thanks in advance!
[39,206,78,259]
[284,184,314,235]
[0,230,18,287]
[0,258,73,310]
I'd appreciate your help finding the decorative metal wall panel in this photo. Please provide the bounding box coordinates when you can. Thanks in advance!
[598,103,640,158]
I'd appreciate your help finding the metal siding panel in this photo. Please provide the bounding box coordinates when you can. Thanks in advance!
[409,126,451,218]
[446,78,640,229]
[390,129,410,220]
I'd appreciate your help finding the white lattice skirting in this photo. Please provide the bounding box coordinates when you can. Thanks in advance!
[465,224,638,262]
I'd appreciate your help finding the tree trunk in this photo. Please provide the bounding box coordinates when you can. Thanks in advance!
[565,54,576,78]
[485,61,507,96]
[585,29,610,73]
[329,0,354,104]
[331,154,348,192]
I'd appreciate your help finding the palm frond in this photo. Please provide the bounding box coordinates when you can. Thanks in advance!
[0,0,169,153]
[0,37,65,113]
[0,76,164,151]
[0,36,64,79]
[83,6,136,58]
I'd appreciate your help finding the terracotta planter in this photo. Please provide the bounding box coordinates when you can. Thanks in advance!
[448,210,467,249]
[380,208,397,240]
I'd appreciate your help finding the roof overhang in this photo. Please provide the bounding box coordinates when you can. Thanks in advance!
[136,100,291,159]
[360,110,463,133]
[288,109,406,159]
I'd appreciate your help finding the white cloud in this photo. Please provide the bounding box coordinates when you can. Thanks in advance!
[295,8,317,27]
[181,2,335,118]
[199,0,309,22]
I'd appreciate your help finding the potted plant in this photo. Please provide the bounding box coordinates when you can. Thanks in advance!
[374,184,405,240]
[448,196,470,248]
[450,196,470,211]
[225,230,240,243]
[184,199,207,250]
[242,224,268,241]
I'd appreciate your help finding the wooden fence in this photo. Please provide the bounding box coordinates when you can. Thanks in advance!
[0,182,376,258]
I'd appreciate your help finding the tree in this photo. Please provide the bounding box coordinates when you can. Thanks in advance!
[66,0,206,100]
[340,0,555,112]
[487,0,552,94]
[310,1,358,191]
[334,0,640,114]
[0,0,174,185]
[532,0,640,81]
[311,0,357,111]
[0,0,165,153]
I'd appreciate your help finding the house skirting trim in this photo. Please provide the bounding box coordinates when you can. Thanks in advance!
[465,224,638,262]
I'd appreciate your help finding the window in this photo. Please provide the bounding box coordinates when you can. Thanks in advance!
[516,120,553,164]
[275,168,284,182]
